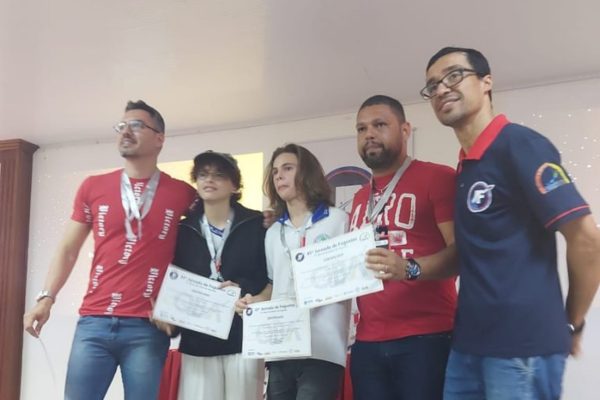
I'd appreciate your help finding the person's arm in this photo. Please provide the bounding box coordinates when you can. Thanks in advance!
[23,220,91,337]
[235,283,273,315]
[366,221,458,280]
[560,214,600,356]
[263,209,276,229]
[419,221,458,279]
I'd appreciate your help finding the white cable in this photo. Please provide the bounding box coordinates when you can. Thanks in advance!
[38,337,61,400]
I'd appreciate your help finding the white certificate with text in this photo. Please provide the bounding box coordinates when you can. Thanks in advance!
[153,264,241,340]
[291,225,383,308]
[242,298,311,359]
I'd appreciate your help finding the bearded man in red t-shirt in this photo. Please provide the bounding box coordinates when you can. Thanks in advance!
[349,95,458,400]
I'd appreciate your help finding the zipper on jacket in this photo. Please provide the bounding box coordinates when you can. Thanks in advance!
[179,212,261,256]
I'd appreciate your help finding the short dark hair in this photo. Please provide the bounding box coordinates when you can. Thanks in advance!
[125,100,166,133]
[191,151,243,203]
[426,47,492,100]
[426,47,490,75]
[264,143,333,217]
[358,95,406,123]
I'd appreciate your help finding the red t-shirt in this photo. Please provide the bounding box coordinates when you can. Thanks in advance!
[71,169,196,317]
[350,160,457,341]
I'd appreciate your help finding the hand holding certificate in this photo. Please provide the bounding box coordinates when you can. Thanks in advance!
[242,298,311,359]
[153,265,241,340]
[291,225,383,308]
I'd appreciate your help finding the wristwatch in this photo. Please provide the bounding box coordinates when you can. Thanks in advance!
[405,258,421,281]
[35,290,55,303]
[567,320,585,335]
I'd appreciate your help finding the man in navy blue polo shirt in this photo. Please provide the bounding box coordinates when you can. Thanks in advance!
[419,47,600,399]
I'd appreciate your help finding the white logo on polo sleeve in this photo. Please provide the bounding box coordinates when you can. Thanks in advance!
[467,181,495,213]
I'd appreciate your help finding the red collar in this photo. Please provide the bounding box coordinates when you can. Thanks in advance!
[458,114,509,162]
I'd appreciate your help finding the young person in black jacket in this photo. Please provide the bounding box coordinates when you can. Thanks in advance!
[172,150,271,400]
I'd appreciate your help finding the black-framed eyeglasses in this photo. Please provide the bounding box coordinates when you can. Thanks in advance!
[420,68,479,100]
[113,119,160,134]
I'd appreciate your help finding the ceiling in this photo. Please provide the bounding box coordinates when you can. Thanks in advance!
[1,0,599,146]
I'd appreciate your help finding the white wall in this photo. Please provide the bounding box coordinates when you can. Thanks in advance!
[21,78,600,399]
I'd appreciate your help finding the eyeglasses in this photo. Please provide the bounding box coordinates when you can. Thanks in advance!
[196,171,229,181]
[113,119,160,134]
[420,68,479,100]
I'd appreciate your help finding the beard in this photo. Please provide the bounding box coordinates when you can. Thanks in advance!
[119,147,136,158]
[360,146,397,170]
[119,140,138,158]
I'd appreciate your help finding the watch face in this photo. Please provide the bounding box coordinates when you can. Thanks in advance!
[406,260,421,280]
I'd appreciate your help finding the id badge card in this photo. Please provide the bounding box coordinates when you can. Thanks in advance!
[374,224,390,249]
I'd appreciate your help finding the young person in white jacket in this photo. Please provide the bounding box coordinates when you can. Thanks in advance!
[237,143,351,400]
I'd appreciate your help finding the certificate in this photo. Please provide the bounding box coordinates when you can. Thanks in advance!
[153,264,241,340]
[242,298,311,359]
[291,225,383,308]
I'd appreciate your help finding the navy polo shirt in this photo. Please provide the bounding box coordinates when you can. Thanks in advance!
[453,114,590,357]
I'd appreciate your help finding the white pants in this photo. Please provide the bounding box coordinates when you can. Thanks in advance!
[178,353,265,400]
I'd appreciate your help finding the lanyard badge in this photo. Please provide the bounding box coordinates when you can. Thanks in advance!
[279,213,312,259]
[120,170,161,242]
[367,157,412,249]
[201,210,234,281]
[374,225,390,249]
[279,213,312,298]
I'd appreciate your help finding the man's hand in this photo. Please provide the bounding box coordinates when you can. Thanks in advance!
[365,247,407,280]
[23,298,53,338]
[149,299,176,337]
[151,318,176,337]
[23,221,93,338]
[570,332,583,357]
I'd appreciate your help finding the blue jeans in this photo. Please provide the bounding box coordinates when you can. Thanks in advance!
[443,349,567,400]
[350,332,452,400]
[65,316,170,400]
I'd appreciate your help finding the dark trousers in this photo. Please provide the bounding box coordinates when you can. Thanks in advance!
[267,358,344,400]
[350,332,451,400]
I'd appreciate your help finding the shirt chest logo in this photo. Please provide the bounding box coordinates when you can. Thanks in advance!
[467,181,495,213]
[314,233,330,243]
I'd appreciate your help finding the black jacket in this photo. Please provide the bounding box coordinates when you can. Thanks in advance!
[173,202,269,356]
